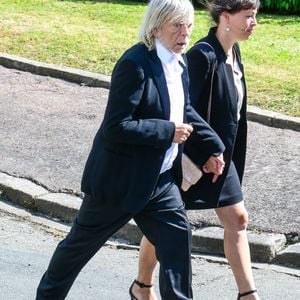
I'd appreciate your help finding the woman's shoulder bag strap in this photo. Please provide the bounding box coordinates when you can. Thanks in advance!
[194,42,217,124]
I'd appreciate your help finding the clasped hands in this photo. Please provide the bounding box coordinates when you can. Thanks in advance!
[173,123,225,183]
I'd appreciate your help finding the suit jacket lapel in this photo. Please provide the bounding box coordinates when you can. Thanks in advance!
[148,49,170,120]
[180,55,189,123]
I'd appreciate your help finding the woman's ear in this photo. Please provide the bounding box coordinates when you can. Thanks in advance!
[220,11,231,31]
[220,11,230,22]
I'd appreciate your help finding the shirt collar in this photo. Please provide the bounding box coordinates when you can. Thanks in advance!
[155,39,185,68]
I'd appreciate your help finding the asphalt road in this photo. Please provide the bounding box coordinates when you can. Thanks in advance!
[0,201,299,300]
[0,65,299,235]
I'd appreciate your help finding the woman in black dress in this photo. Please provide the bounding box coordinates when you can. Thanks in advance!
[131,1,261,299]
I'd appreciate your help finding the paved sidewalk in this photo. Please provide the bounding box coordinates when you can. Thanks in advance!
[0,54,299,268]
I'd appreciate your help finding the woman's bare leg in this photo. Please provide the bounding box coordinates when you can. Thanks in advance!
[215,201,260,300]
[135,201,260,299]
[131,236,158,300]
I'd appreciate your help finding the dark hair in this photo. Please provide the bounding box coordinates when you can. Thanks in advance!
[206,0,260,24]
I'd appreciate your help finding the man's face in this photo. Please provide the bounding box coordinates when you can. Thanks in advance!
[155,16,194,53]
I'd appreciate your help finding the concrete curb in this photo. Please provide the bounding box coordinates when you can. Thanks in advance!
[0,52,299,131]
[0,53,111,89]
[247,105,300,131]
[1,171,299,268]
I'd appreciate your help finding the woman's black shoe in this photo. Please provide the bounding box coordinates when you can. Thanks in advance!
[237,289,257,299]
[129,279,153,300]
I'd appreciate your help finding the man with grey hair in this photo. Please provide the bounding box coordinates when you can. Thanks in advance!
[36,0,225,299]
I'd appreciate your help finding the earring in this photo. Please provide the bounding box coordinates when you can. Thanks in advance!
[225,26,230,32]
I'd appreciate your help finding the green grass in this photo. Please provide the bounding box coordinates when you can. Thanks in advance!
[0,0,299,116]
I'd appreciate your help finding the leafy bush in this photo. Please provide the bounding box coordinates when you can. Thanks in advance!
[192,0,300,14]
[258,0,299,14]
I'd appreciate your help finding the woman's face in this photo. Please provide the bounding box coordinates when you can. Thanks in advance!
[226,8,258,41]
[154,16,194,53]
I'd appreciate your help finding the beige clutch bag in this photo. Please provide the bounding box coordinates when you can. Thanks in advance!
[181,153,203,191]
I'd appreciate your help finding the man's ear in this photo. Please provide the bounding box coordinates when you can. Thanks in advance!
[153,28,159,38]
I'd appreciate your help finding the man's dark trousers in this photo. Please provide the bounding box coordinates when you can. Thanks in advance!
[36,169,193,300]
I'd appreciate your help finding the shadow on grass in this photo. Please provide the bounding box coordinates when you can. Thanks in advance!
[258,14,300,25]
[57,0,206,9]
[58,0,147,5]
[58,0,300,18]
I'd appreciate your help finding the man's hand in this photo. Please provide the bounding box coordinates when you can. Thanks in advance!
[173,123,193,144]
[203,154,225,183]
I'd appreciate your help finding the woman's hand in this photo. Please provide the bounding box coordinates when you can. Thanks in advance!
[203,155,225,183]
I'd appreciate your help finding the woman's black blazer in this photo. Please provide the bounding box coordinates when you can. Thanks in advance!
[183,27,248,208]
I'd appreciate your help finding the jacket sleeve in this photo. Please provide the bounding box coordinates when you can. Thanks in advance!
[185,101,225,167]
[101,58,175,150]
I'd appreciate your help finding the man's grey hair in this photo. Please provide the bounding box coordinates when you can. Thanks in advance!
[138,0,194,50]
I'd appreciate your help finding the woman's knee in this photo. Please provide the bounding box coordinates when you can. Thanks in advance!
[217,204,249,231]
[234,210,249,230]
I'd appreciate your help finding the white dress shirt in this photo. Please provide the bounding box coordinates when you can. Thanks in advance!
[155,39,186,174]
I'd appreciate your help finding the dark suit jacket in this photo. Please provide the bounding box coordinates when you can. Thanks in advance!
[183,27,248,208]
[81,43,225,214]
